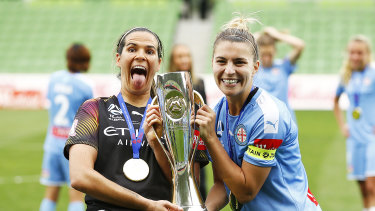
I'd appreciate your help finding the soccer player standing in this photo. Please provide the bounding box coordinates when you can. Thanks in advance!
[64,27,183,211]
[195,16,321,210]
[334,35,375,211]
[40,44,93,211]
[253,27,305,123]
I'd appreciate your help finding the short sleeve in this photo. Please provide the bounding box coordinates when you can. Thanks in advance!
[282,58,296,75]
[243,115,283,167]
[64,98,99,159]
[86,87,94,100]
[335,80,345,97]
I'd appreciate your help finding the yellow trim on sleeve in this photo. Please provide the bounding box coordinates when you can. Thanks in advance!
[246,145,276,161]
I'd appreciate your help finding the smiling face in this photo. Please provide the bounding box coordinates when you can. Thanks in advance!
[116,31,161,96]
[213,40,259,100]
[347,40,370,71]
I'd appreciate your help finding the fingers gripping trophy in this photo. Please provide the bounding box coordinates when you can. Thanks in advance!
[152,71,207,211]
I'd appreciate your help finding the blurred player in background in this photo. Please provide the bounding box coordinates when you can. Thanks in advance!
[40,43,93,211]
[168,44,207,104]
[195,16,320,211]
[334,35,375,211]
[168,43,208,200]
[254,27,305,123]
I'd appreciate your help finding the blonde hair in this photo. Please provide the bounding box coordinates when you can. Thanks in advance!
[214,14,260,62]
[340,34,372,84]
[168,44,198,84]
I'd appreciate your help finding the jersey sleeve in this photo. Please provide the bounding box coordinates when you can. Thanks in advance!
[46,74,55,102]
[64,98,99,159]
[335,79,345,97]
[86,86,94,100]
[282,58,297,75]
[243,115,283,167]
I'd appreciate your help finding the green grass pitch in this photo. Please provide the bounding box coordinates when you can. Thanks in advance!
[0,110,361,210]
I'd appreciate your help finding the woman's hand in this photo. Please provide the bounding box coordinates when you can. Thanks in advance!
[144,104,163,148]
[146,200,183,211]
[341,123,350,138]
[195,105,217,145]
[263,26,281,40]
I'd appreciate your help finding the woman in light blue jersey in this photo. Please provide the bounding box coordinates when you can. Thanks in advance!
[40,43,92,211]
[254,27,305,123]
[195,16,320,211]
[334,35,375,211]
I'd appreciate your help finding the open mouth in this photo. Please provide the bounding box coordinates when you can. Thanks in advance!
[131,65,147,78]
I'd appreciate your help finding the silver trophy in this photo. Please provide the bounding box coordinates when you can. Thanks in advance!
[152,72,206,211]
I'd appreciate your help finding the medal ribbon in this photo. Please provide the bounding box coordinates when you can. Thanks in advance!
[353,68,366,108]
[225,86,254,160]
[117,93,151,159]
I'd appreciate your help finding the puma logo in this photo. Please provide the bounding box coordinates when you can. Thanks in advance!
[131,111,143,117]
[266,120,278,129]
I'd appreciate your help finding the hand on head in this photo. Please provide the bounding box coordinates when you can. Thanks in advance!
[263,27,279,37]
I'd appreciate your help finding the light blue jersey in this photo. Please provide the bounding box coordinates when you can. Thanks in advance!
[254,58,296,122]
[336,64,375,180]
[44,70,93,153]
[214,88,320,210]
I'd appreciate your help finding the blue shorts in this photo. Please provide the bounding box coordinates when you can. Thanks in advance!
[346,138,375,181]
[40,150,70,186]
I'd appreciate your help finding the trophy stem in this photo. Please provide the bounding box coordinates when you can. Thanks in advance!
[172,162,206,211]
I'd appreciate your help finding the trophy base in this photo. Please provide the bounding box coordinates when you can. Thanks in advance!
[181,205,207,211]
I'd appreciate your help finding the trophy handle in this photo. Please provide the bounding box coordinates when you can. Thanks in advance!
[193,90,204,108]
[189,90,205,167]
[151,96,176,171]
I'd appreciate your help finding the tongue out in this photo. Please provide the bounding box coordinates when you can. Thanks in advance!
[132,73,146,87]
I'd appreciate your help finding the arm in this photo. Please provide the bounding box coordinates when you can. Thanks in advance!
[333,95,349,137]
[69,144,180,211]
[264,27,305,65]
[196,105,271,204]
[205,165,228,211]
[144,104,173,181]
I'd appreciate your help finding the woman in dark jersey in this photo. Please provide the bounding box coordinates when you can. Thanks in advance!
[64,27,182,211]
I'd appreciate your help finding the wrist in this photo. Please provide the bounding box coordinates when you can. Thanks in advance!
[141,198,154,211]
[204,135,218,146]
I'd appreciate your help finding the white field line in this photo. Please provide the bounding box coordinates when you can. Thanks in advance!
[0,174,40,185]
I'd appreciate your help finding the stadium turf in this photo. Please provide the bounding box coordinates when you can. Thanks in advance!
[0,109,361,210]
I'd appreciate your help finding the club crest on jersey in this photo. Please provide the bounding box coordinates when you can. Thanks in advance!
[216,120,224,138]
[234,124,248,146]
[108,104,124,121]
